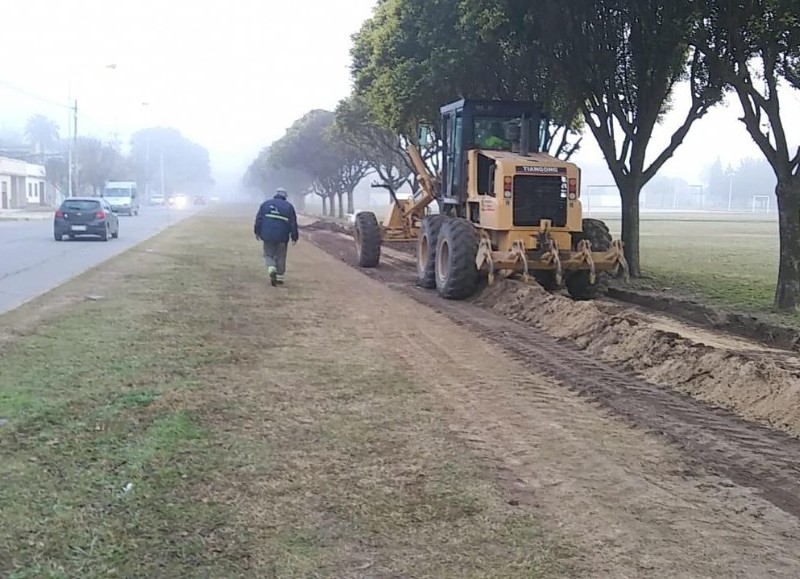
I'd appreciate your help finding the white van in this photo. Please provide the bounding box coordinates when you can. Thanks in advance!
[103,181,140,216]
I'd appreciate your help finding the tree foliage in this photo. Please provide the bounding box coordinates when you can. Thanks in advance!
[348,0,580,169]
[244,146,312,210]
[268,110,370,217]
[334,95,413,199]
[75,137,123,195]
[691,0,800,309]
[24,115,60,159]
[531,0,724,276]
[350,0,582,158]
[130,128,212,195]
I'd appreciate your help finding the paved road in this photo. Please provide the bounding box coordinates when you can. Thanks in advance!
[0,206,201,315]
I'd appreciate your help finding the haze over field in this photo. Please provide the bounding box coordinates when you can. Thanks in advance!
[1,0,798,189]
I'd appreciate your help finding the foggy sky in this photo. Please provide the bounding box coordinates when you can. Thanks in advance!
[1,0,798,190]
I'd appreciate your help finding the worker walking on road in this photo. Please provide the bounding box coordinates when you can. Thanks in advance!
[254,187,299,286]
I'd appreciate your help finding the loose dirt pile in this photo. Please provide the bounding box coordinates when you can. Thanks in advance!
[475,280,800,436]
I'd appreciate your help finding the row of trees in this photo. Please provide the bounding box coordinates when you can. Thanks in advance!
[341,0,800,310]
[4,115,212,199]
[243,102,418,218]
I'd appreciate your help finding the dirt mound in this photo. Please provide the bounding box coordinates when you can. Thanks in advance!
[609,286,800,352]
[475,280,800,436]
[301,217,353,235]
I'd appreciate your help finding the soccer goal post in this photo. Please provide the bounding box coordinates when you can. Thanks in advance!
[752,195,771,213]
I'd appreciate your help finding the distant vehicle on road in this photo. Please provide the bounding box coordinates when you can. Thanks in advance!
[103,181,140,216]
[168,194,189,209]
[54,197,119,242]
[150,194,165,206]
[194,195,206,205]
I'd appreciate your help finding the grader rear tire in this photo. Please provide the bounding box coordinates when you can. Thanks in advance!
[354,211,382,268]
[565,218,612,300]
[435,218,479,300]
[416,214,447,288]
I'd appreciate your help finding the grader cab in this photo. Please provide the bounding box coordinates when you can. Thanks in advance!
[353,98,628,300]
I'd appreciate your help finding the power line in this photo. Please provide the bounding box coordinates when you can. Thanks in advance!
[0,78,68,109]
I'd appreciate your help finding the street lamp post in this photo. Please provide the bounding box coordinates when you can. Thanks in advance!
[141,102,150,201]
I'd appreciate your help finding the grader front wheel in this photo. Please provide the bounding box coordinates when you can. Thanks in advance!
[565,218,612,300]
[416,214,447,288]
[435,218,479,300]
[354,212,382,268]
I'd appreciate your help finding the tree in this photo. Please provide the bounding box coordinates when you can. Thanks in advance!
[351,0,582,157]
[335,95,413,201]
[245,145,312,209]
[130,128,212,195]
[24,115,59,159]
[692,0,800,309]
[533,0,724,276]
[44,139,70,197]
[75,137,122,195]
[269,110,369,218]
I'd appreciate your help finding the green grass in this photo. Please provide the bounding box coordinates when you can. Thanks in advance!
[0,207,566,578]
[599,213,788,319]
[0,225,250,577]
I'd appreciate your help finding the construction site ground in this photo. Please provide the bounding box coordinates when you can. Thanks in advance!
[2,205,800,577]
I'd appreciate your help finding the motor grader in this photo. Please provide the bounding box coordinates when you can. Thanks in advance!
[353,98,628,300]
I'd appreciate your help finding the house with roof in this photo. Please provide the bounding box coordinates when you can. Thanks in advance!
[0,156,46,209]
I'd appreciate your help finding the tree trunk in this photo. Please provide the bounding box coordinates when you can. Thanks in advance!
[328,194,336,217]
[774,179,800,311]
[346,190,354,215]
[619,184,641,277]
[337,193,345,219]
[321,196,327,216]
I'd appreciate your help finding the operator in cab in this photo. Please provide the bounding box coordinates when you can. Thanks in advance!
[478,121,512,150]
[254,187,299,286]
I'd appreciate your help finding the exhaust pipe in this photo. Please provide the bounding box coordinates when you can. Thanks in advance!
[520,115,531,157]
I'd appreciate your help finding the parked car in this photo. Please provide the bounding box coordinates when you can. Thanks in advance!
[54,197,119,242]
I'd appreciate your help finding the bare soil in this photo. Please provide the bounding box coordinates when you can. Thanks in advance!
[608,284,800,351]
[476,280,800,436]
[303,221,800,577]
[306,216,800,351]
[304,219,800,438]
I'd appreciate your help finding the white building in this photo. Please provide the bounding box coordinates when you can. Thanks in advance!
[0,156,46,209]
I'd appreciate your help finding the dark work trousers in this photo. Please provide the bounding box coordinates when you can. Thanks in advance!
[263,241,288,276]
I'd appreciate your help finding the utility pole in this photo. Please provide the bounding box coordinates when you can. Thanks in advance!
[142,102,150,201]
[67,99,73,198]
[727,175,733,212]
[65,64,114,198]
[145,136,150,200]
[72,100,78,196]
[66,98,78,198]
[159,147,165,196]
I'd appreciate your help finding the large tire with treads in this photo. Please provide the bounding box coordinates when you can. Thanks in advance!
[565,218,612,300]
[435,218,479,300]
[354,211,382,268]
[416,214,447,288]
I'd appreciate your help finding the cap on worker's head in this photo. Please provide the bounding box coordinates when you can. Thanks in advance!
[274,187,287,200]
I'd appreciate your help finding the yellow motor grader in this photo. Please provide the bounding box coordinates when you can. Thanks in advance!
[353,98,628,300]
